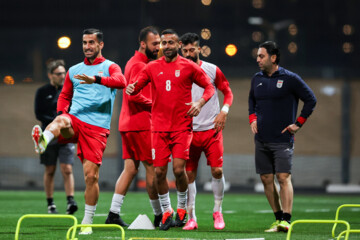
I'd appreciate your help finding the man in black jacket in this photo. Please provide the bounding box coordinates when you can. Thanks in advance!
[34,59,77,215]
[248,41,316,232]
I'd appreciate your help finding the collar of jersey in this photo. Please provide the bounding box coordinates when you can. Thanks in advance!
[84,56,106,65]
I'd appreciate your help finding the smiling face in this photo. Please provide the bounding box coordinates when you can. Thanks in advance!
[82,33,103,61]
[161,33,179,62]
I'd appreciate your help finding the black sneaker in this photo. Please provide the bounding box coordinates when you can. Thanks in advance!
[105,211,129,227]
[48,204,58,214]
[174,208,187,227]
[159,209,174,231]
[66,201,78,215]
[154,213,162,227]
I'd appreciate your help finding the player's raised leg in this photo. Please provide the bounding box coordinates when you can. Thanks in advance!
[32,115,73,154]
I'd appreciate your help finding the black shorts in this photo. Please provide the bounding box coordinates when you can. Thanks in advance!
[40,141,75,166]
[255,140,294,174]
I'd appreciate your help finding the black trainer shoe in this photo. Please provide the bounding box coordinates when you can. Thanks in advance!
[174,208,187,227]
[48,204,58,214]
[159,209,174,231]
[105,211,129,227]
[66,201,78,215]
[154,213,162,227]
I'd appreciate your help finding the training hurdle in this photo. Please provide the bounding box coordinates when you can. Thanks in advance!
[332,204,360,238]
[286,219,350,240]
[66,224,125,240]
[14,214,78,240]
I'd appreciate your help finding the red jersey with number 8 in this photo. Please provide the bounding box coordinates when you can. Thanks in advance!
[131,55,214,132]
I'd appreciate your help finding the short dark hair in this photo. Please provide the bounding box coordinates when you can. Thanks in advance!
[259,41,280,64]
[139,26,159,43]
[161,29,179,38]
[46,59,65,74]
[179,33,200,46]
[83,28,103,42]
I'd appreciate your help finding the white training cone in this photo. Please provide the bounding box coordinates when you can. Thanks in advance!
[128,214,155,230]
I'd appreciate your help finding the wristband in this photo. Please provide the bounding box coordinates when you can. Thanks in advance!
[221,105,229,114]
[95,75,102,84]
[295,121,303,128]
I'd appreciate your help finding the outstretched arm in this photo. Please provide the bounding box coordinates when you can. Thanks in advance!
[74,64,127,89]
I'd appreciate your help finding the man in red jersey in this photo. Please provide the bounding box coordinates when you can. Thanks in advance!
[32,28,127,235]
[126,29,215,231]
[105,26,163,228]
[179,33,233,231]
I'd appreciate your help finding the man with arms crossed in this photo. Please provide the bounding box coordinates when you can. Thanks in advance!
[126,29,214,231]
[179,33,233,230]
[248,41,316,232]
[34,59,77,215]
[105,26,163,227]
[32,28,127,235]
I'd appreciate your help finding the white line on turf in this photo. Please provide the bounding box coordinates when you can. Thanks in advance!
[305,209,330,212]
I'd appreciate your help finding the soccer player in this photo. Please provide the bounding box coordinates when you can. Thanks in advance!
[105,26,162,227]
[34,59,77,215]
[248,41,316,232]
[31,28,127,235]
[126,29,215,231]
[179,33,233,230]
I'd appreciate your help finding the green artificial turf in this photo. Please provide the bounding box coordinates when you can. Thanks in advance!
[1,190,360,239]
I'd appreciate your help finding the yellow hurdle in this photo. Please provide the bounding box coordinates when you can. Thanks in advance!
[66,224,125,240]
[286,219,350,240]
[14,214,78,240]
[332,204,360,238]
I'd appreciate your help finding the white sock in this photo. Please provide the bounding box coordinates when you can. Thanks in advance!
[212,175,225,213]
[159,192,172,213]
[150,199,163,216]
[43,130,54,143]
[187,181,197,221]
[177,189,188,210]
[82,204,97,224]
[109,193,125,214]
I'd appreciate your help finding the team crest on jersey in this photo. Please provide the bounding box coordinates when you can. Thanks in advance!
[98,71,104,77]
[175,70,180,77]
[277,80,284,88]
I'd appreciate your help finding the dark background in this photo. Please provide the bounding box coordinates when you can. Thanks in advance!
[1,0,359,82]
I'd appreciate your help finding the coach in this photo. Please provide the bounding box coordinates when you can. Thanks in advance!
[248,41,317,233]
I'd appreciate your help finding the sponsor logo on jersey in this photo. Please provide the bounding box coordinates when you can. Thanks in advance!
[98,71,103,77]
[157,72,163,76]
[257,82,263,87]
[46,95,53,99]
[277,80,284,88]
[175,70,180,77]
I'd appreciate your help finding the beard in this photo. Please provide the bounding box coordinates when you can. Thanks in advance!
[84,49,100,61]
[163,48,177,60]
[145,47,158,60]
[185,55,198,63]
